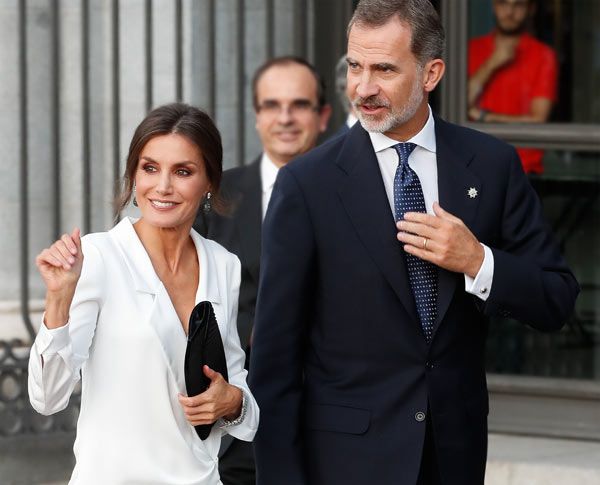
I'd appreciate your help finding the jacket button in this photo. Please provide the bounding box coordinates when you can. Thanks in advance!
[415,411,426,422]
[425,361,434,370]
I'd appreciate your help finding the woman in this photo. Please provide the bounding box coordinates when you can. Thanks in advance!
[28,103,258,484]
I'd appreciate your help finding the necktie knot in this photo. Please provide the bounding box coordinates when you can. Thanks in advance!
[393,142,418,189]
[393,142,417,167]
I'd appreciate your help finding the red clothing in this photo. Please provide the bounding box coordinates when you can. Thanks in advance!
[469,32,558,174]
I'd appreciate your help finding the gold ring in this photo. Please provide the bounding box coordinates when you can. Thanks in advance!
[423,237,428,249]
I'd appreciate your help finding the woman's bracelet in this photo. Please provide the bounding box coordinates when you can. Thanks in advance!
[220,387,247,428]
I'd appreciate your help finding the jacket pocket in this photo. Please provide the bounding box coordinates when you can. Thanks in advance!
[305,403,371,435]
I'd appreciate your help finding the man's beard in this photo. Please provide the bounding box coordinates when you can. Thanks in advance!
[496,18,528,36]
[352,74,424,134]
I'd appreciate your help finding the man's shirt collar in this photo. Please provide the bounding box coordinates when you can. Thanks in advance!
[368,105,436,154]
[346,113,358,129]
[260,153,280,193]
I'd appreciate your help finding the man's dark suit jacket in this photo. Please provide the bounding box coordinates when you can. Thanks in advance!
[194,158,262,351]
[249,118,579,485]
[330,121,350,140]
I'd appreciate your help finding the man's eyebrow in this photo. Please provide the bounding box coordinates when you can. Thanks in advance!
[346,58,396,71]
[373,62,396,71]
[260,98,313,104]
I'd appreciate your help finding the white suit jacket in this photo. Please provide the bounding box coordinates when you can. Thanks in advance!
[28,217,259,485]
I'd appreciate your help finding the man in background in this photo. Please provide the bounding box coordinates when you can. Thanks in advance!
[194,56,331,485]
[468,0,557,173]
[330,54,358,138]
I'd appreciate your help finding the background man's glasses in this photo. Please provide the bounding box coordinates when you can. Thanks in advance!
[257,99,320,116]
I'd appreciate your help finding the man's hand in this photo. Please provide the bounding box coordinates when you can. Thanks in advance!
[468,107,485,122]
[396,202,484,278]
[468,35,518,107]
[489,35,518,70]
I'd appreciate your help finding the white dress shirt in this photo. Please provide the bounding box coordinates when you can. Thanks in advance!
[367,107,494,300]
[28,217,259,485]
[346,112,358,129]
[260,153,280,220]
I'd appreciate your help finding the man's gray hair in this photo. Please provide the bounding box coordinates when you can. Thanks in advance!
[348,0,445,65]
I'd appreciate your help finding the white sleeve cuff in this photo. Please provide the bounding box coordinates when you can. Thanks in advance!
[464,244,494,301]
[35,313,71,355]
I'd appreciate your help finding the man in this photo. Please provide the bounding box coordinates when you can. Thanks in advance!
[468,0,557,173]
[250,1,578,485]
[331,54,358,139]
[194,56,331,485]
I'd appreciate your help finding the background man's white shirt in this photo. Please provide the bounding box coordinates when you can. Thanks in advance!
[260,153,279,220]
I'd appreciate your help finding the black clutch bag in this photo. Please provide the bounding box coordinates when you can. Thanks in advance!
[184,301,229,440]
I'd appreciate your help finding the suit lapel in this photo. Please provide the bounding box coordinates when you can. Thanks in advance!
[433,117,481,331]
[335,120,483,336]
[109,218,187,390]
[108,218,222,393]
[234,160,262,283]
[337,125,420,325]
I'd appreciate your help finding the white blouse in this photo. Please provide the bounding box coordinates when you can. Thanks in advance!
[28,217,259,485]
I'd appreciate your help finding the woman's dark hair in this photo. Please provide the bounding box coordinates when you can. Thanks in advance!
[116,103,223,214]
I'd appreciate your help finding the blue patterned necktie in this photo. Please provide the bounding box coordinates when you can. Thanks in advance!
[393,143,437,342]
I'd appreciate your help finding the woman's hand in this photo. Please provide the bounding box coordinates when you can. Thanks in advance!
[36,228,84,328]
[37,228,84,291]
[178,365,243,426]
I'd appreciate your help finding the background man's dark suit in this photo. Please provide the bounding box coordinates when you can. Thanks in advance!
[195,55,332,485]
[250,119,579,485]
[195,158,262,352]
[194,159,261,484]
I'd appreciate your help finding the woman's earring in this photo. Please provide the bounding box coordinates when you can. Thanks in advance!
[202,192,212,214]
[132,185,138,207]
